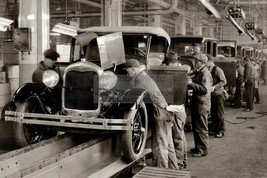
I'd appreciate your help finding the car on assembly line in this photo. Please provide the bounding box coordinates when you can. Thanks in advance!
[237,45,255,60]
[217,40,237,60]
[3,26,188,162]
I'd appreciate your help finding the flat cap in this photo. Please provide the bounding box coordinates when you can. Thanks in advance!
[123,59,141,68]
[44,49,60,61]
[163,51,178,64]
[195,53,208,63]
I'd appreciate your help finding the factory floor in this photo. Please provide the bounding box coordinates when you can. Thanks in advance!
[184,83,267,178]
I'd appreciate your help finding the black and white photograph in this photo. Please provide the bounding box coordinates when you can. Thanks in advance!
[0,0,266,177]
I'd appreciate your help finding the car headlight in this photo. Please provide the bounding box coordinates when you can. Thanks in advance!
[42,70,59,88]
[99,71,118,90]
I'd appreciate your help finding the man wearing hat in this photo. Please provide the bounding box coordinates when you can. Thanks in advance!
[206,54,227,138]
[243,56,256,112]
[32,48,60,84]
[123,58,179,169]
[162,51,181,66]
[187,53,212,157]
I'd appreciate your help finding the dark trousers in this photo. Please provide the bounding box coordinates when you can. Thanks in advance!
[191,106,209,155]
[234,77,244,108]
[211,94,225,134]
[253,87,260,102]
[245,80,254,110]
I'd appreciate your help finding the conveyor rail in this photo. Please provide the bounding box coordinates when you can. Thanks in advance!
[0,134,152,178]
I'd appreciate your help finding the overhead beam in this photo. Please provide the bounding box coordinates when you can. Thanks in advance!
[230,1,267,5]
[199,0,222,18]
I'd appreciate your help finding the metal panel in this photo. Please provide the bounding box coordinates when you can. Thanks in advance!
[22,138,122,178]
[0,136,77,178]
[133,166,190,178]
[214,59,237,87]
[148,66,188,105]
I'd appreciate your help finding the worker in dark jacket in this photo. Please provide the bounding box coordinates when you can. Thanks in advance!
[123,59,179,169]
[206,55,227,138]
[32,48,60,84]
[188,53,212,157]
[243,56,256,112]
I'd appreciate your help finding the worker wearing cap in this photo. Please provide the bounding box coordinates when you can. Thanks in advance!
[123,58,179,169]
[32,48,60,84]
[187,53,212,157]
[162,51,181,66]
[206,54,227,138]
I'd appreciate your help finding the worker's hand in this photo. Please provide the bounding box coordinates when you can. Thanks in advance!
[211,86,215,92]
[187,77,192,85]
[241,82,245,87]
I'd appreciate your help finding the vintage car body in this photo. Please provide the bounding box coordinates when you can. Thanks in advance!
[5,26,188,162]
[217,40,237,60]
[170,35,218,57]
[170,35,236,88]
[237,45,255,60]
[216,40,238,87]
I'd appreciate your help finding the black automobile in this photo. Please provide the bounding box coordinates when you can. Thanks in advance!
[4,26,188,162]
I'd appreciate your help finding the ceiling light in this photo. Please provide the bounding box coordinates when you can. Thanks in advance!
[52,23,77,36]
[0,17,14,31]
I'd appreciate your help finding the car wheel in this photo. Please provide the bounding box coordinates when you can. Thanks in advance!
[1,101,16,120]
[13,101,54,147]
[121,101,148,162]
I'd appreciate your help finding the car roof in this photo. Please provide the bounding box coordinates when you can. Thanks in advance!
[78,26,170,45]
[171,35,217,43]
[218,43,235,48]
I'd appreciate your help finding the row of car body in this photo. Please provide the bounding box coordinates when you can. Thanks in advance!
[2,26,265,162]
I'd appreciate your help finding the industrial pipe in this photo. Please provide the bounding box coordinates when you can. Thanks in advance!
[50,0,183,19]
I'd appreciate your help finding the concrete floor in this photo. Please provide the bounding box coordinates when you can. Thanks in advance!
[185,83,267,178]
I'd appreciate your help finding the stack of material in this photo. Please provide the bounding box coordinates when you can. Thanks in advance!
[7,65,19,97]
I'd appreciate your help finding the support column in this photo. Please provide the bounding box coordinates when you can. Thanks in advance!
[174,16,186,35]
[148,5,162,27]
[193,22,202,36]
[208,25,214,38]
[148,14,162,27]
[18,0,49,84]
[104,0,122,26]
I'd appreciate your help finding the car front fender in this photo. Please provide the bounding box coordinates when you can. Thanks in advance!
[118,88,149,111]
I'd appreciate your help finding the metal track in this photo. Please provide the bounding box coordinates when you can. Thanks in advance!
[0,133,152,178]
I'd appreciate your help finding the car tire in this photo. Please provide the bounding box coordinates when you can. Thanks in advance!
[13,101,53,147]
[121,101,148,162]
[1,101,16,120]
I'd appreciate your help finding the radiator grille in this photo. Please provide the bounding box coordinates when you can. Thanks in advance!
[64,70,99,110]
